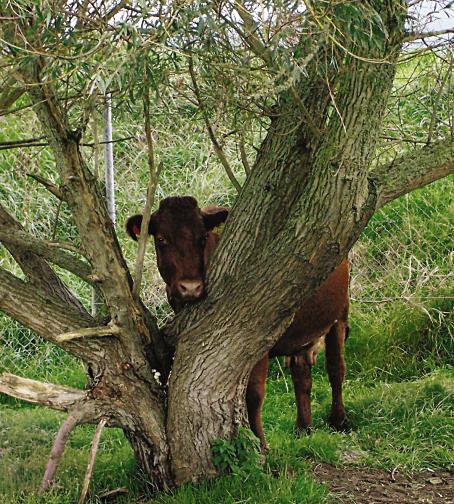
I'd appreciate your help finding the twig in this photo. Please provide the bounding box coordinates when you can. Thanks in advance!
[55,323,121,343]
[132,87,161,298]
[238,133,251,176]
[0,78,25,114]
[0,142,47,150]
[230,1,272,63]
[0,135,47,146]
[52,201,62,241]
[427,58,453,144]
[78,419,107,504]
[0,136,134,151]
[404,29,454,43]
[41,412,81,492]
[380,135,427,144]
[188,57,242,193]
[83,135,135,147]
[27,173,64,200]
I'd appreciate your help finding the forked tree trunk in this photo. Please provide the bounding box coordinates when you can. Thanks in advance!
[1,0,453,490]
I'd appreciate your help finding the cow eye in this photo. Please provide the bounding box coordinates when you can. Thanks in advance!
[156,236,168,246]
[200,233,208,245]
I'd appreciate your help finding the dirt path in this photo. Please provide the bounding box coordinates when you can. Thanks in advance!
[313,463,454,504]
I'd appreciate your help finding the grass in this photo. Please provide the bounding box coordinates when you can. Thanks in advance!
[1,359,453,503]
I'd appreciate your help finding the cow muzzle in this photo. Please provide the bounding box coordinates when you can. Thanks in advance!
[177,279,204,301]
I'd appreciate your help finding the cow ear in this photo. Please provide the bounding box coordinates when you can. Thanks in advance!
[125,214,158,241]
[201,206,229,230]
[125,214,143,241]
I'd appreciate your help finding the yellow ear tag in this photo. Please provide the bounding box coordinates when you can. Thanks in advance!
[211,223,225,236]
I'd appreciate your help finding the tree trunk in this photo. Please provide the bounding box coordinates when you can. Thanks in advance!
[165,3,408,482]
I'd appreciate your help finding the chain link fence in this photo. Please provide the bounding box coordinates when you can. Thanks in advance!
[1,175,453,385]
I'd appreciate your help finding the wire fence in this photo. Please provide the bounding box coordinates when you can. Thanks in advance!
[0,176,453,384]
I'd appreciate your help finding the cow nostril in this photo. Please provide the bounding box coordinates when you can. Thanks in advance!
[179,280,204,298]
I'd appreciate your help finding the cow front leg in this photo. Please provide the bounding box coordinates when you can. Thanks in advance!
[246,354,269,451]
[289,355,313,435]
[325,321,348,431]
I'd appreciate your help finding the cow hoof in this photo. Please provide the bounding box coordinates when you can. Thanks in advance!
[328,416,351,432]
[295,424,313,437]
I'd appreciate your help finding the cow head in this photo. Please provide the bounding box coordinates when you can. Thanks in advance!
[126,196,228,311]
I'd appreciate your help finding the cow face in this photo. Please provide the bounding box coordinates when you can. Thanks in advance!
[126,196,228,310]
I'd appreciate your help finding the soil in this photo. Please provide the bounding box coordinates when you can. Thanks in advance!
[313,463,454,504]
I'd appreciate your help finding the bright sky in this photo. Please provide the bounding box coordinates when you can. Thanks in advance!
[409,1,454,33]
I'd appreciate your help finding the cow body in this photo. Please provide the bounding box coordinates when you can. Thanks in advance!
[127,196,349,449]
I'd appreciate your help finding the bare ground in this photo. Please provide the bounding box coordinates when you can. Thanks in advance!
[313,463,454,504]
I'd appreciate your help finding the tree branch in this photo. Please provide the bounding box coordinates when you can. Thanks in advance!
[0,204,90,314]
[132,88,161,298]
[0,227,93,283]
[55,323,121,343]
[0,76,25,115]
[0,373,86,411]
[78,419,107,504]
[15,57,170,376]
[230,1,273,63]
[404,29,454,43]
[42,411,85,492]
[0,268,95,344]
[188,57,242,193]
[371,137,454,209]
[238,133,251,177]
[14,59,134,310]
[27,173,64,200]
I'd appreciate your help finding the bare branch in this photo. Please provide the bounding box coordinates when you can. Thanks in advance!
[27,173,64,200]
[0,204,90,313]
[132,89,161,298]
[188,57,242,193]
[0,268,94,342]
[0,227,93,282]
[55,323,121,343]
[404,29,454,43]
[238,133,251,177]
[0,136,135,151]
[42,413,82,492]
[0,77,25,114]
[371,137,454,209]
[0,135,47,147]
[231,1,273,63]
[78,419,107,504]
[427,58,453,144]
[0,373,86,411]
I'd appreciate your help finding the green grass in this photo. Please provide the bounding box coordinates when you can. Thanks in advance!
[1,362,453,503]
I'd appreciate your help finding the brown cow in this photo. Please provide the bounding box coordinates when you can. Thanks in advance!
[126,196,349,449]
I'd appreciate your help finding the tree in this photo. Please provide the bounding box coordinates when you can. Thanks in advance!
[0,0,453,491]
